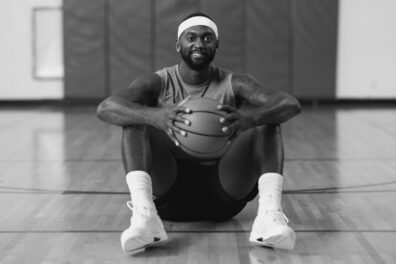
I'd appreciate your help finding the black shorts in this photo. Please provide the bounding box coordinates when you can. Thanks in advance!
[154,160,258,221]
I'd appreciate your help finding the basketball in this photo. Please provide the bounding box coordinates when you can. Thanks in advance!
[173,97,231,159]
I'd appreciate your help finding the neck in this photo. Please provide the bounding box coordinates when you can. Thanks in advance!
[178,61,211,85]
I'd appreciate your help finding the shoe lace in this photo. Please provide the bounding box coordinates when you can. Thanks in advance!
[266,210,289,224]
[126,201,155,217]
[262,195,289,224]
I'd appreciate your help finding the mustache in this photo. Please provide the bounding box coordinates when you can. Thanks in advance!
[190,49,209,55]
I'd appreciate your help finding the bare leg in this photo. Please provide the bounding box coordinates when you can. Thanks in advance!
[120,125,175,254]
[122,125,177,197]
[216,125,295,250]
[218,125,284,199]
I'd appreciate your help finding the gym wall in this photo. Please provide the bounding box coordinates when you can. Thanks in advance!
[336,0,396,99]
[0,0,63,100]
[63,0,338,100]
[1,0,395,100]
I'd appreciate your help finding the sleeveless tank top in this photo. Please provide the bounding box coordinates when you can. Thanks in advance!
[155,65,236,107]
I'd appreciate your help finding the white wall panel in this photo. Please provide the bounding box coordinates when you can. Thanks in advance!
[337,0,396,99]
[0,0,63,100]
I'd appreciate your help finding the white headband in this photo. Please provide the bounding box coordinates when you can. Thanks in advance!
[177,16,218,39]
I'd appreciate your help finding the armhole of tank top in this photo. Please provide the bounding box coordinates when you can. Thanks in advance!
[228,72,236,99]
[154,71,166,104]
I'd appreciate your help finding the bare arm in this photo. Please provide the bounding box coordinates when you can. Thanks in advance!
[96,74,164,129]
[96,74,191,145]
[219,73,301,137]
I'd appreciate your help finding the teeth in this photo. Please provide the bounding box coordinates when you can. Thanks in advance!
[192,52,203,58]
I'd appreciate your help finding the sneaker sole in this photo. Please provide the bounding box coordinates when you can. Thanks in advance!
[122,234,168,254]
[249,232,295,250]
[249,218,296,250]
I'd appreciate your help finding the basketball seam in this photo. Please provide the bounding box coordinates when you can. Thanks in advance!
[186,110,224,117]
[174,111,227,136]
[173,125,230,137]
[175,97,229,158]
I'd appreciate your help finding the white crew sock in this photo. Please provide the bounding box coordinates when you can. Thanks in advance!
[126,170,156,210]
[257,172,284,214]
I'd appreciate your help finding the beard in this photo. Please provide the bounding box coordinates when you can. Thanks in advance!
[180,49,216,71]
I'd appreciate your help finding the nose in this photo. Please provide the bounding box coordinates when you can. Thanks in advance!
[194,37,204,48]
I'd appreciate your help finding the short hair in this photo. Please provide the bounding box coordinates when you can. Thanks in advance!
[180,12,214,23]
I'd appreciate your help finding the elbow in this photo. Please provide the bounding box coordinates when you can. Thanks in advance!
[96,98,112,122]
[280,96,301,123]
[290,96,302,116]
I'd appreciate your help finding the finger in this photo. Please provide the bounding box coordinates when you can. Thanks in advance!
[220,113,237,124]
[166,128,180,147]
[166,127,174,138]
[167,120,187,142]
[173,138,180,147]
[217,104,236,113]
[167,120,188,136]
[168,115,191,127]
[222,123,240,139]
[174,106,192,114]
[169,114,191,126]
[231,130,241,140]
[172,126,187,137]
[229,124,242,139]
[221,124,234,134]
[221,126,238,141]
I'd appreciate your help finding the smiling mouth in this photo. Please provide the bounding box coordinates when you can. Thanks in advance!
[191,51,207,58]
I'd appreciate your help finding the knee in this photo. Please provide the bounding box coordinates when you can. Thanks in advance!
[253,125,282,147]
[233,125,282,144]
[254,124,281,137]
[122,125,175,155]
[253,125,284,173]
[122,125,152,143]
[123,125,148,136]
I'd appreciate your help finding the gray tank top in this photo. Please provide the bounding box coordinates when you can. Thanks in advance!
[155,65,236,107]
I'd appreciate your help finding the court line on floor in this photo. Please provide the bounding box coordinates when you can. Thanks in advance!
[0,158,396,162]
[1,189,396,195]
[1,183,396,195]
[0,159,122,162]
[1,190,396,195]
[0,229,395,234]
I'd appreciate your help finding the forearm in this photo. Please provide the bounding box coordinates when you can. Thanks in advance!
[231,73,301,127]
[245,95,301,126]
[96,96,163,129]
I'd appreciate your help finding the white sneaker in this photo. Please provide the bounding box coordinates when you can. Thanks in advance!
[249,210,296,250]
[121,201,168,254]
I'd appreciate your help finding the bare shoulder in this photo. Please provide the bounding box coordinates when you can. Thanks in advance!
[126,73,162,93]
[106,73,163,107]
[231,72,282,105]
[115,73,163,98]
[231,72,280,93]
[231,72,259,89]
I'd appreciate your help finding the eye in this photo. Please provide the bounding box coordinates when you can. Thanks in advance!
[203,35,214,42]
[186,35,196,42]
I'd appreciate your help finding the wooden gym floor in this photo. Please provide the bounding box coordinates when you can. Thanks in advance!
[1,103,396,263]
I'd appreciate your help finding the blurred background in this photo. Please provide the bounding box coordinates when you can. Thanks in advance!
[1,0,395,103]
[1,1,396,262]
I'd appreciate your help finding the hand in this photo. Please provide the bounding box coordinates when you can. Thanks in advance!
[217,104,255,140]
[163,96,192,147]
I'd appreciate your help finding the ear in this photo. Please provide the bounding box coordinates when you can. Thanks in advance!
[216,40,219,49]
[175,40,181,53]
